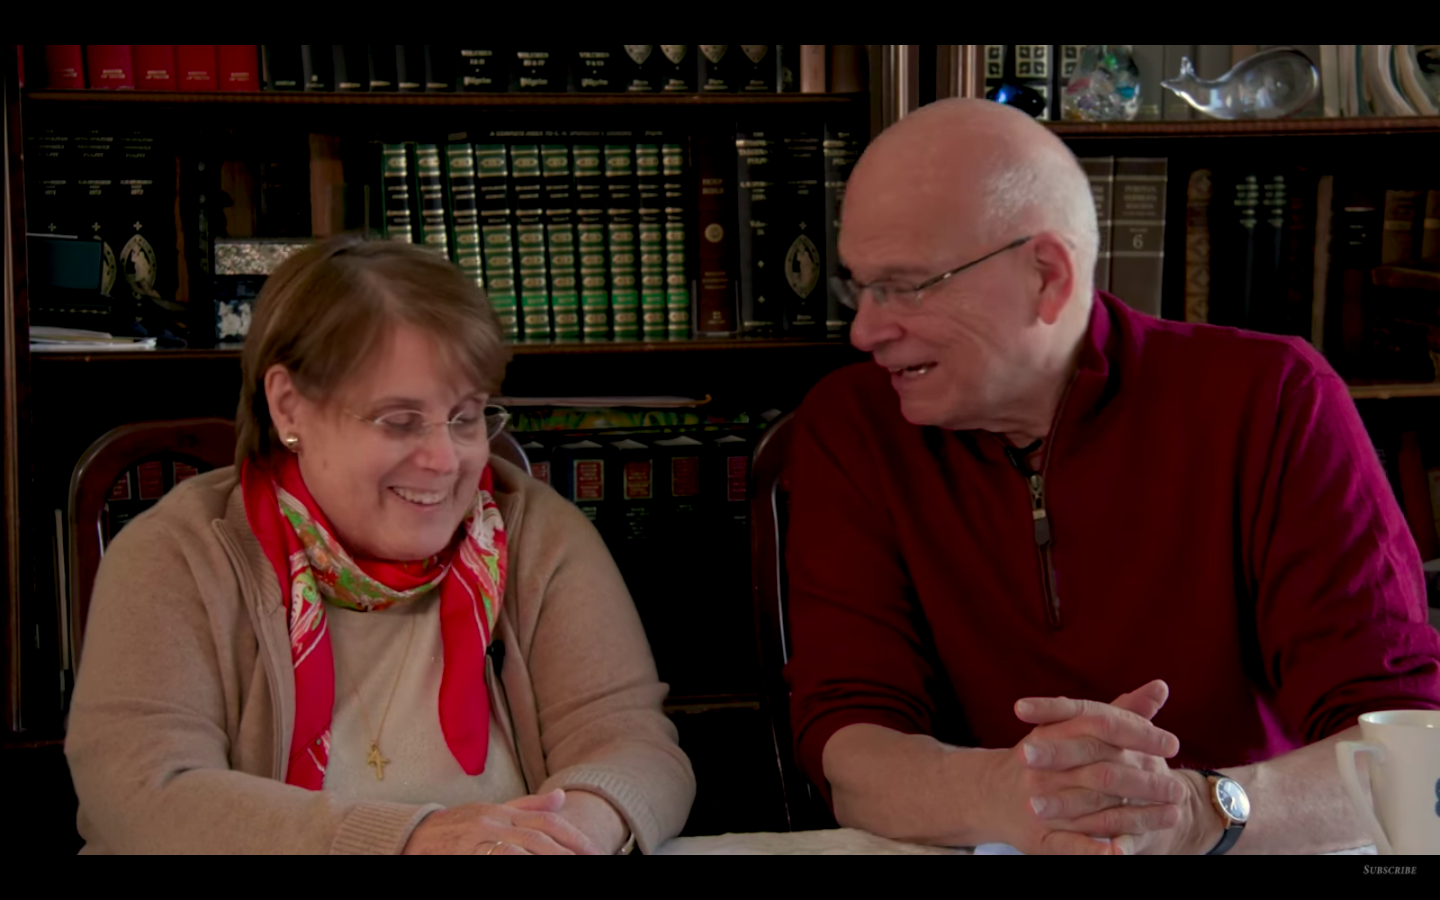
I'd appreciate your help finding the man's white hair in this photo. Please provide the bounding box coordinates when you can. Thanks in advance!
[977,149,1099,292]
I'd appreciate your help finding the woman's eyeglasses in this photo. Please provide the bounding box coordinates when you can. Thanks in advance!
[347,404,510,445]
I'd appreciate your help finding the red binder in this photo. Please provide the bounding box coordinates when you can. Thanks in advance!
[85,45,134,89]
[44,45,86,89]
[176,45,218,91]
[134,45,176,91]
[217,45,260,92]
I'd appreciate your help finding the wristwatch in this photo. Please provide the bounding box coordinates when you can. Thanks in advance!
[1196,768,1250,855]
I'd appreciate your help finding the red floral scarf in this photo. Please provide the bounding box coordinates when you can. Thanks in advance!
[242,452,507,789]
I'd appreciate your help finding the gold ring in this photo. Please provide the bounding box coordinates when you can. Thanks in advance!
[486,840,509,856]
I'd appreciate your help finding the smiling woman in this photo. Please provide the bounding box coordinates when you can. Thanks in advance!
[64,235,695,855]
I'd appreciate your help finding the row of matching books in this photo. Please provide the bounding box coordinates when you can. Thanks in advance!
[27,45,865,95]
[1081,157,1169,319]
[378,125,862,343]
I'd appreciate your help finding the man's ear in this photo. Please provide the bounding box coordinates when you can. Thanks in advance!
[1031,233,1077,326]
[264,364,303,440]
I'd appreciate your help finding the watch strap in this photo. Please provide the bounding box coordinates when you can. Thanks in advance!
[1196,768,1245,855]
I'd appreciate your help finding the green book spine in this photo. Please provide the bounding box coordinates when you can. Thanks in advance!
[605,138,640,341]
[476,142,519,339]
[415,143,451,257]
[510,141,551,342]
[445,143,483,290]
[662,139,691,340]
[635,139,666,341]
[572,136,610,341]
[542,140,580,342]
[381,143,415,243]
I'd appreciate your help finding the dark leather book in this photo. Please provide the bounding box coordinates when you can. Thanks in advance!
[658,45,695,92]
[621,45,659,92]
[823,123,860,339]
[604,135,640,341]
[739,45,777,92]
[261,45,302,90]
[458,47,507,92]
[332,44,368,92]
[1107,157,1168,318]
[777,44,801,93]
[510,138,552,342]
[476,139,520,339]
[380,143,416,244]
[367,45,397,91]
[736,127,778,335]
[415,143,451,257]
[692,132,739,336]
[573,47,620,92]
[1248,172,1288,333]
[571,135,611,342]
[424,44,457,91]
[1080,156,1115,292]
[1208,170,1260,328]
[777,129,826,337]
[511,47,565,92]
[113,130,179,311]
[699,45,737,92]
[301,44,333,91]
[396,44,425,92]
[662,139,692,340]
[542,139,580,341]
[635,137,666,341]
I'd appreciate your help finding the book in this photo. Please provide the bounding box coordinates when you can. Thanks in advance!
[1280,169,1320,340]
[1183,168,1213,323]
[1249,172,1288,333]
[778,130,825,337]
[512,47,564,92]
[85,45,133,89]
[114,130,179,310]
[301,44,333,91]
[510,140,552,342]
[424,44,457,92]
[262,45,302,90]
[635,138,667,340]
[555,439,608,527]
[620,45,659,92]
[414,143,450,257]
[776,45,801,93]
[1332,184,1383,364]
[823,124,860,339]
[1210,171,1261,329]
[1080,156,1115,293]
[367,44,397,91]
[605,137,641,341]
[43,45,85,90]
[542,139,580,341]
[380,143,416,243]
[74,127,120,299]
[1108,158,1168,318]
[396,44,425,92]
[828,45,866,93]
[693,132,739,337]
[662,139,692,340]
[217,45,259,91]
[1310,175,1336,352]
[176,45,217,91]
[458,47,506,92]
[574,47,620,92]
[607,436,660,570]
[476,142,520,339]
[332,44,368,92]
[739,45,777,93]
[1381,188,1425,266]
[736,128,777,335]
[699,46,737,93]
[659,46,696,92]
[572,136,610,341]
[133,45,175,91]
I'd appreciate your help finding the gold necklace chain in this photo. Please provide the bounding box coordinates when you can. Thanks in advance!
[343,613,418,781]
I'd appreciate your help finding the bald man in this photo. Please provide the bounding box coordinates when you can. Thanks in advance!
[783,99,1440,855]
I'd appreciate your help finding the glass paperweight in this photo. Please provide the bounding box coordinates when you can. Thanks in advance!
[1061,45,1141,121]
[1162,47,1319,120]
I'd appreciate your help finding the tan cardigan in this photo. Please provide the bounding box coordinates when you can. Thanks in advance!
[65,459,695,854]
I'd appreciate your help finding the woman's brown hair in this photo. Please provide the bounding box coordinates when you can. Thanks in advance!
[235,235,511,467]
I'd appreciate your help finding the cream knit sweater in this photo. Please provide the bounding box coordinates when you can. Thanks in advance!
[65,458,695,854]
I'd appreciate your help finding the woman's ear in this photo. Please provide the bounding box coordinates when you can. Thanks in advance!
[264,364,304,442]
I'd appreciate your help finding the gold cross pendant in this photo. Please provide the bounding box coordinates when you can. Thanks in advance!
[366,741,390,781]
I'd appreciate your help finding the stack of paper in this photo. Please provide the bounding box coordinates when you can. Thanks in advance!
[30,326,157,353]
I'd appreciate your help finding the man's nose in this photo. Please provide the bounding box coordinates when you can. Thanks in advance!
[848,294,904,354]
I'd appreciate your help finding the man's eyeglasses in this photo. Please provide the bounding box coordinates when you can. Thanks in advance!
[348,404,510,445]
[831,236,1034,311]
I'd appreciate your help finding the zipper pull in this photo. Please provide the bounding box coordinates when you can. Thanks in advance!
[1029,474,1051,545]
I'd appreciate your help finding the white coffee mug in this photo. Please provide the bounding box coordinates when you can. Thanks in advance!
[1336,709,1440,855]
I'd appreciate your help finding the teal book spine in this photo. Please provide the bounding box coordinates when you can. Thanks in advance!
[635,138,666,341]
[605,137,640,341]
[445,142,483,290]
[543,140,580,341]
[476,141,519,339]
[415,143,450,258]
[381,143,415,243]
[510,140,551,342]
[572,136,610,341]
[662,139,691,340]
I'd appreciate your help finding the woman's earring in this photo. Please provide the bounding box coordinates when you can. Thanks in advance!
[283,434,301,452]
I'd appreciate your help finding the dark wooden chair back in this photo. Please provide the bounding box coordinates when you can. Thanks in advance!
[67,419,237,664]
[750,411,834,831]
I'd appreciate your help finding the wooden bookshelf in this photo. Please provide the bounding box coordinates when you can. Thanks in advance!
[1346,381,1440,400]
[1049,115,1440,138]
[23,89,864,110]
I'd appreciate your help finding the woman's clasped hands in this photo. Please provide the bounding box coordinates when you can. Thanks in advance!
[404,789,606,855]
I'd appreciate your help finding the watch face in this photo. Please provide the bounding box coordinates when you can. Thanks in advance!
[1215,778,1251,823]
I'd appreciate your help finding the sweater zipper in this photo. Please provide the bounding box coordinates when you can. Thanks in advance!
[1028,473,1061,629]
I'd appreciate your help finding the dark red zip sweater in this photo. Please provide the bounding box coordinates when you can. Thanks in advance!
[786,292,1440,800]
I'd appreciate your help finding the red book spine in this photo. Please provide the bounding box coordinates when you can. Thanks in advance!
[133,45,176,91]
[176,45,218,91]
[44,45,86,89]
[85,45,134,89]
[217,45,260,91]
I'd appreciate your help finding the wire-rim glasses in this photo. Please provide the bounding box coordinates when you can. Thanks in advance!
[347,403,510,445]
[831,235,1034,311]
